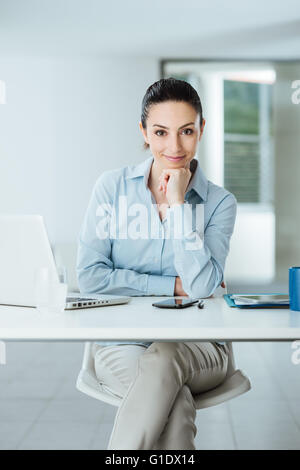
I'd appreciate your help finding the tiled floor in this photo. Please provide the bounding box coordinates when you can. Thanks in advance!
[1,282,300,449]
[1,341,300,450]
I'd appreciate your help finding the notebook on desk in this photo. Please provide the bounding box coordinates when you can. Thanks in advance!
[224,293,290,308]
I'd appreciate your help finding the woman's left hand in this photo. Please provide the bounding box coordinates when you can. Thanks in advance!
[158,168,191,206]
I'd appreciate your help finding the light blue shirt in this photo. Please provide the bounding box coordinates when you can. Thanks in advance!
[76,155,237,348]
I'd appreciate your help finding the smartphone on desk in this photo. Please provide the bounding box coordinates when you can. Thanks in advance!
[152,298,202,309]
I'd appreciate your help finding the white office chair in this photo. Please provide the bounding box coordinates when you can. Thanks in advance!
[76,284,252,409]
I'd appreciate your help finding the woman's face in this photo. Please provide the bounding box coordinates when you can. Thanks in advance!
[139,100,205,170]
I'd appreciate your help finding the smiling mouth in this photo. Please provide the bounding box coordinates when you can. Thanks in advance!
[164,155,185,159]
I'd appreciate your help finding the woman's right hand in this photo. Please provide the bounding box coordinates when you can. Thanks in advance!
[174,276,188,296]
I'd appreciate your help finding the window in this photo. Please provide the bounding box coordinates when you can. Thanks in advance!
[224,80,274,204]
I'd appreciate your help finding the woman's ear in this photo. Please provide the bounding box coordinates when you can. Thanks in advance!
[139,121,149,145]
[199,118,206,139]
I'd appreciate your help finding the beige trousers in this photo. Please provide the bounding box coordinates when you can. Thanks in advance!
[92,341,229,450]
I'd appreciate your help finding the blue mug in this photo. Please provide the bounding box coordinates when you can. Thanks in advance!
[289,267,300,311]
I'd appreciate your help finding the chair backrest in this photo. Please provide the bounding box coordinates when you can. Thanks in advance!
[81,341,94,372]
[224,342,236,378]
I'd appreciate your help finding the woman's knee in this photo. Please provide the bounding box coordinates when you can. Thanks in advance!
[140,342,183,364]
[137,342,188,382]
[93,345,146,396]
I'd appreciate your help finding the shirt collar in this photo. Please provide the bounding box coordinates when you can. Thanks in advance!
[125,155,208,202]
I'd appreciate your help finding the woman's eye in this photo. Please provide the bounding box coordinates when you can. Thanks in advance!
[155,130,165,136]
[182,128,193,135]
[155,128,194,136]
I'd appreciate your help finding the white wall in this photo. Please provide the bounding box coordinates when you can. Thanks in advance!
[0,57,56,238]
[0,56,158,288]
[0,56,159,241]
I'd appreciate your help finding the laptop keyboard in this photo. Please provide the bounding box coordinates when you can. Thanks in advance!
[66,297,97,302]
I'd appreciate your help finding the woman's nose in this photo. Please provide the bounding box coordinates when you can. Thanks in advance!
[167,135,183,154]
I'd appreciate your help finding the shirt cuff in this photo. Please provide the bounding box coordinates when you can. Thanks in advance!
[147,274,176,296]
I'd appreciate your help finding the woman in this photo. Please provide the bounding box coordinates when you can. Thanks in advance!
[76,78,237,450]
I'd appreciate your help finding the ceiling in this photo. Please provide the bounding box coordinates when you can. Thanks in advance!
[0,0,300,58]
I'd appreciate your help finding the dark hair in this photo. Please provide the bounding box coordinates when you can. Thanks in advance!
[141,77,204,150]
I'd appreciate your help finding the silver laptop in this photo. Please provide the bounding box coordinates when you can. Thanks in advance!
[0,214,131,310]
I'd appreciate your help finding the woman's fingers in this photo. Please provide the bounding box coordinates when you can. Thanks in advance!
[163,175,169,193]
[158,172,170,194]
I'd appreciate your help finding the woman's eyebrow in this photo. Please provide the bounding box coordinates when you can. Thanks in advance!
[152,122,195,130]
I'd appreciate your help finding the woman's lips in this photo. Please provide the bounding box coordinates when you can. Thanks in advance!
[164,155,185,162]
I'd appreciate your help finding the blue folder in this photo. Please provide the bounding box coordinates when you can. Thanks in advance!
[224,293,290,309]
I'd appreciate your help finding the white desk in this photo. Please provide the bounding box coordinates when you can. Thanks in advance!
[0,296,300,342]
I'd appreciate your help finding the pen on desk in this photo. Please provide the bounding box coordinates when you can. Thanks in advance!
[197,301,204,309]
